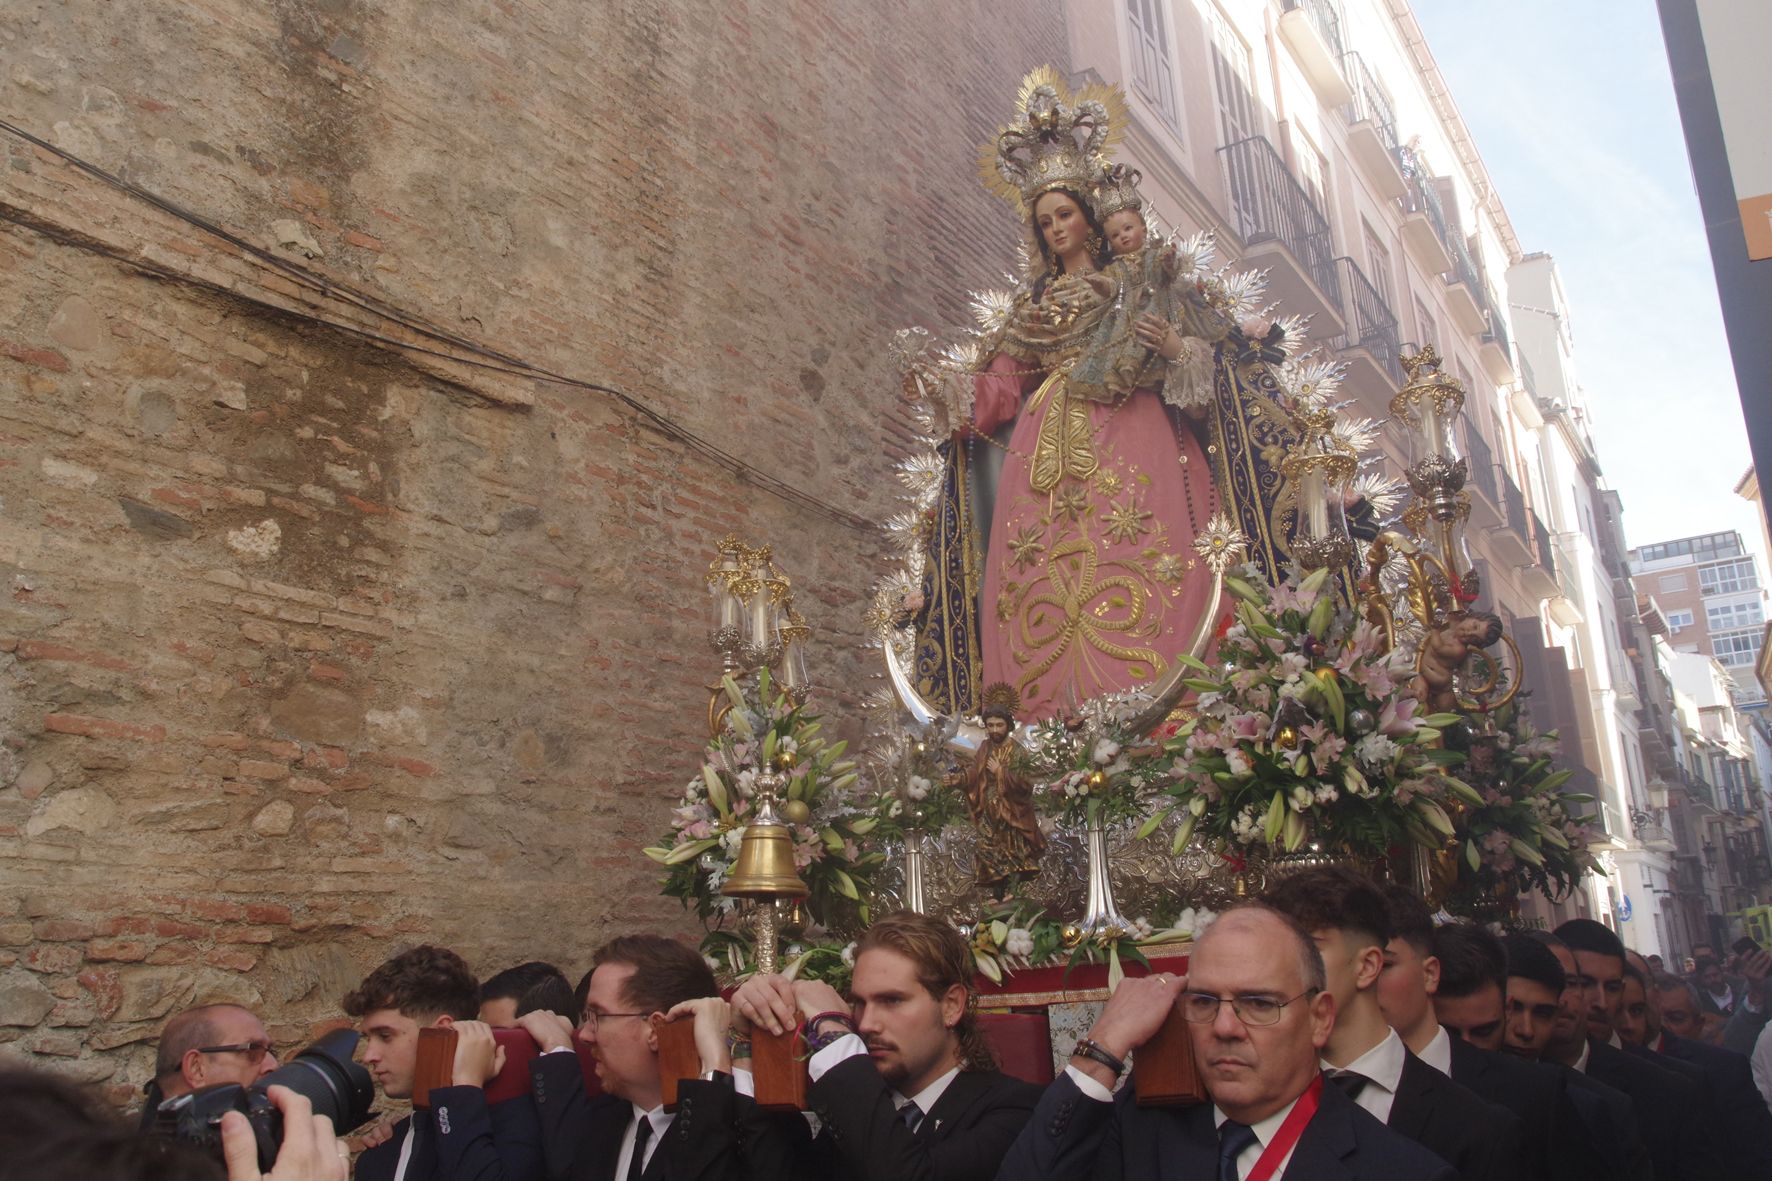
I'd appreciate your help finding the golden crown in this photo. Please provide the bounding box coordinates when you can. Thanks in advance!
[979,66,1128,219]
[1093,163,1144,220]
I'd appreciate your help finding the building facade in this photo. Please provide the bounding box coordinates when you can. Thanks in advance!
[1630,530,1770,709]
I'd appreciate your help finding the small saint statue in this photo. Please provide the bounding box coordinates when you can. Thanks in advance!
[947,682,1046,901]
[1412,611,1504,714]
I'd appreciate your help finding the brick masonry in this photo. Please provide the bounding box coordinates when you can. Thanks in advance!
[0,0,1069,1102]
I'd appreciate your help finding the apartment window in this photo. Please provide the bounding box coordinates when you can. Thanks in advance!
[1127,0,1181,131]
[1414,298,1438,352]
[1363,221,1394,305]
[1666,609,1694,632]
[1700,558,1759,595]
[1707,600,1764,631]
[1711,630,1761,667]
[1658,572,1688,594]
[1207,5,1259,147]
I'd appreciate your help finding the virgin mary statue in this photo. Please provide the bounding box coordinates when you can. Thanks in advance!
[899,69,1321,722]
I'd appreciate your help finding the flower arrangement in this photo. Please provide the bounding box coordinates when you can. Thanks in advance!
[1024,692,1174,829]
[645,672,892,930]
[1439,701,1602,915]
[1141,566,1471,861]
[965,900,1177,985]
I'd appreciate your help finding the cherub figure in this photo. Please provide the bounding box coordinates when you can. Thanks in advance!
[1413,611,1504,714]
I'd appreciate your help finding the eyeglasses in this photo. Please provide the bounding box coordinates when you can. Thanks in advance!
[580,1011,648,1029]
[196,1041,273,1064]
[1181,989,1319,1027]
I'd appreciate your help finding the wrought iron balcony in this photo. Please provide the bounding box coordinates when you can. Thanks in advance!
[1218,135,1344,328]
[1465,427,1502,519]
[1331,256,1401,403]
[1279,0,1352,105]
[1395,145,1454,275]
[1339,53,1406,200]
[1479,289,1514,380]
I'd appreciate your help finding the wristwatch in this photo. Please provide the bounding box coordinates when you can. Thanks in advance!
[1071,1037,1127,1076]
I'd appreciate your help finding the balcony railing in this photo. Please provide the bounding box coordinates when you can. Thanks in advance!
[1340,52,1397,154]
[1530,508,1556,573]
[1396,145,1453,260]
[1466,428,1500,508]
[1218,136,1342,308]
[1518,352,1538,399]
[1447,231,1482,296]
[1332,256,1401,382]
[1501,467,1529,540]
[1283,0,1347,59]
[1482,288,1512,357]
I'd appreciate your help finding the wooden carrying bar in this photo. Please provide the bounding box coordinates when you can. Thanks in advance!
[1131,1003,1205,1107]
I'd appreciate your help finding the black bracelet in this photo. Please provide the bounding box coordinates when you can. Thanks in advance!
[804,1015,857,1054]
[1071,1037,1127,1076]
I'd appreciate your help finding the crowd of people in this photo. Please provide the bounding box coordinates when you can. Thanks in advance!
[6,869,1771,1181]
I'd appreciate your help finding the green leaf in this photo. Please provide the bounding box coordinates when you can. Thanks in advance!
[975,952,1003,984]
[722,675,747,710]
[1299,566,1331,595]
[1107,945,1125,990]
[1137,810,1167,840]
[832,867,860,899]
[1183,678,1226,694]
[848,816,878,835]
[1307,596,1334,640]
[643,846,674,864]
[1416,798,1455,837]
[1421,712,1466,728]
[990,919,1009,945]
[1178,652,1214,673]
[1464,839,1482,873]
[1319,672,1346,731]
[1536,769,1573,794]
[761,729,778,764]
[1225,575,1264,603]
[1539,826,1570,849]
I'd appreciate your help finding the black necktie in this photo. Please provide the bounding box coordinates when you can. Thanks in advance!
[899,1100,924,1134]
[1217,1120,1258,1181]
[1330,1070,1370,1101]
[626,1114,653,1181]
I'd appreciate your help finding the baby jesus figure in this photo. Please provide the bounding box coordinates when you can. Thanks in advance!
[1065,164,1233,410]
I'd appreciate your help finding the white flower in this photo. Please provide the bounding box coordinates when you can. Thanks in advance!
[1175,906,1198,932]
[1354,734,1398,766]
[704,955,720,970]
[1004,928,1035,957]
[1132,917,1154,940]
[721,828,745,854]
[840,941,858,967]
[735,768,758,797]
[779,736,799,755]
[1092,739,1122,765]
[1314,784,1339,804]
[1231,807,1262,843]
[906,775,931,801]
[1277,652,1309,681]
[888,799,904,817]
[1224,749,1252,776]
[1290,785,1314,812]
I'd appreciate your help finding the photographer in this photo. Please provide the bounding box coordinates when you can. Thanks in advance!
[343,945,544,1181]
[140,1003,280,1130]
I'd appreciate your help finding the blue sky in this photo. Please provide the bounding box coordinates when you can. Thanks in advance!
[1414,0,1765,563]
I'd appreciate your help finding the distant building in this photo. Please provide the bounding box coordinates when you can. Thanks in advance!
[1629,530,1768,709]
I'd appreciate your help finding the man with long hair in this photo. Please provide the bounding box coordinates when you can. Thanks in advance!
[730,909,1040,1181]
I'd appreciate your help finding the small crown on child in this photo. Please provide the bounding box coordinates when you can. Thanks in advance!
[1094,163,1144,220]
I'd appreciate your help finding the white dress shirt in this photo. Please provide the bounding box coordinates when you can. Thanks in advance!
[1752,1019,1772,1109]
[807,1033,961,1129]
[612,1103,672,1181]
[392,1122,416,1181]
[1570,1039,1591,1075]
[1067,1065,1307,1180]
[1321,1026,1407,1123]
[1417,1025,1454,1077]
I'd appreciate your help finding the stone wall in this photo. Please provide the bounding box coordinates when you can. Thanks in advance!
[0,0,1068,1101]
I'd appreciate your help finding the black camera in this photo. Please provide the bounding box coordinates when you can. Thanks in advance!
[153,1028,375,1170]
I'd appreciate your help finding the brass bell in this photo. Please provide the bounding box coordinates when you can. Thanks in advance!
[721,816,810,900]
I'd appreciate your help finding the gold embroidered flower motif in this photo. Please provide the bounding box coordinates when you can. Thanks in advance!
[996,584,1020,622]
[1103,496,1152,544]
[1094,470,1123,497]
[1152,554,1189,584]
[1007,524,1046,571]
[1053,484,1090,524]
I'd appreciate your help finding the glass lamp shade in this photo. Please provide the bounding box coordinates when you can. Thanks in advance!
[1281,435,1356,571]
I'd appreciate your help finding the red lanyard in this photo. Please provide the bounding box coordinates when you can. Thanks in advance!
[1243,1074,1322,1181]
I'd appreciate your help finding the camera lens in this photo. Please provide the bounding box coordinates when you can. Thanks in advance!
[256,1029,375,1135]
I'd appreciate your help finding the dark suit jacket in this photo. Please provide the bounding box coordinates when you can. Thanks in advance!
[527,1051,753,1181]
[1584,1040,1727,1181]
[355,1086,544,1181]
[769,1055,1040,1181]
[1385,1049,1524,1181]
[1443,1034,1570,1181]
[1636,1035,1772,1179]
[995,1070,1457,1181]
[1559,1065,1653,1181]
